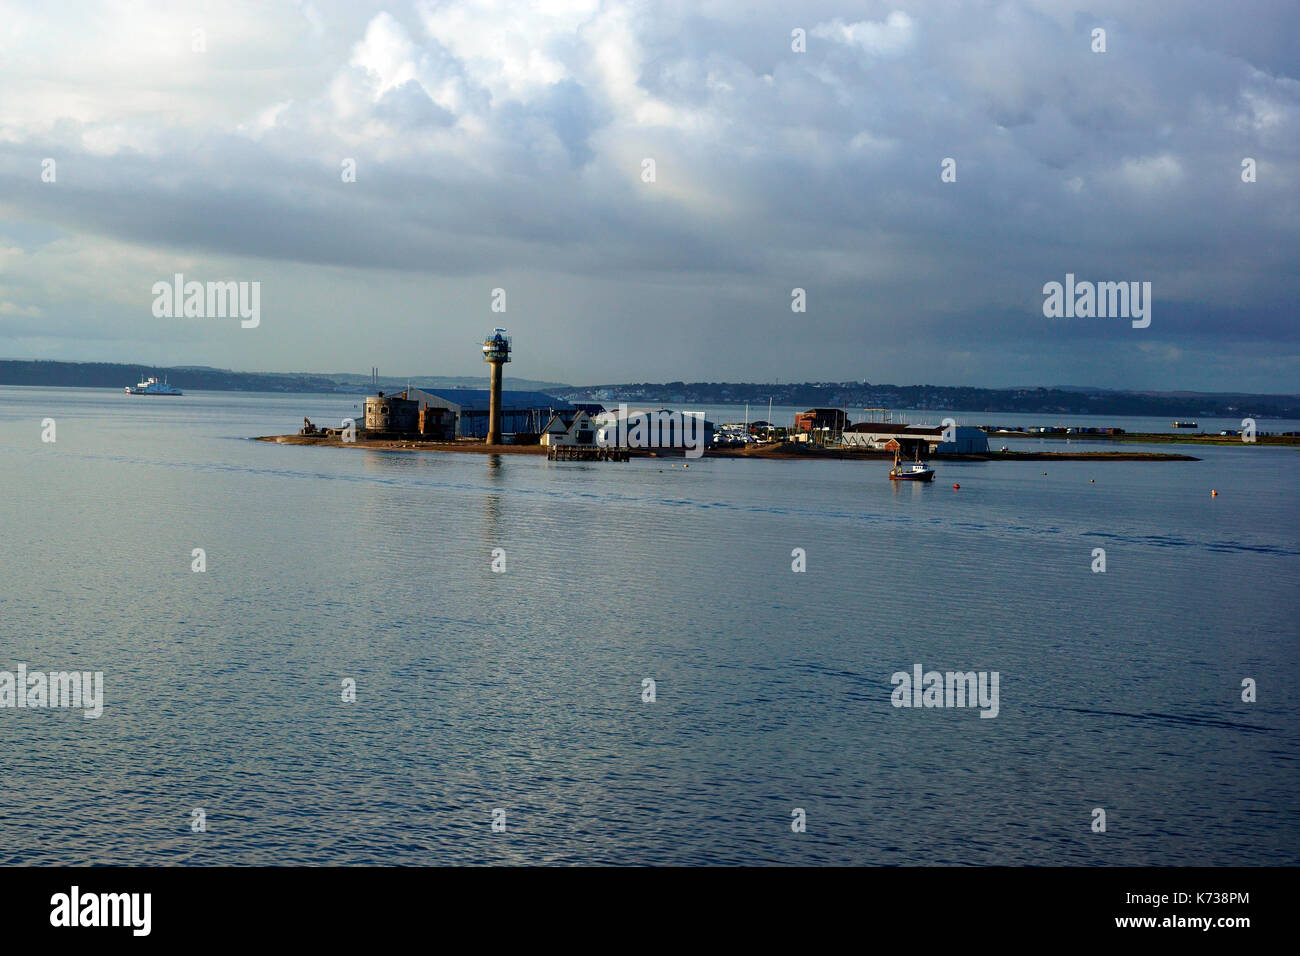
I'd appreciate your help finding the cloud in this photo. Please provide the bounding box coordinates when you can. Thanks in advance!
[1115,154,1185,191]
[812,12,916,57]
[0,0,1295,391]
[352,11,425,99]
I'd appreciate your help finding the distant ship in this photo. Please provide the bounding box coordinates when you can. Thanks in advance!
[125,376,182,396]
[1172,421,1198,429]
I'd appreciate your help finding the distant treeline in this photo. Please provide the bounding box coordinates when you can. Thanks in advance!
[3,362,1296,417]
[0,360,362,393]
[0,360,565,395]
[557,381,1300,418]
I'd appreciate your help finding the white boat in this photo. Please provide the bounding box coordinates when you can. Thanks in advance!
[125,376,182,396]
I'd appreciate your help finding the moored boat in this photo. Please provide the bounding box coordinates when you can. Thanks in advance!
[889,450,935,481]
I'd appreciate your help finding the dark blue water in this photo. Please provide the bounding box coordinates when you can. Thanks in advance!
[1,387,1296,864]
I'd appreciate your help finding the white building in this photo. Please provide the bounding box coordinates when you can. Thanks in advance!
[540,410,596,446]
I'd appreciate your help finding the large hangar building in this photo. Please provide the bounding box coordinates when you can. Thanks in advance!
[398,387,572,441]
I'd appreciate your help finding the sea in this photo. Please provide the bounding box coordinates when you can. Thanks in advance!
[0,386,1296,865]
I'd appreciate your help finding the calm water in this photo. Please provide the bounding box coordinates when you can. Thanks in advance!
[697,403,1300,436]
[1,387,1296,865]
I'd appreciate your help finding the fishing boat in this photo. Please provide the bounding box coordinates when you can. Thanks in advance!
[125,376,182,396]
[889,448,935,481]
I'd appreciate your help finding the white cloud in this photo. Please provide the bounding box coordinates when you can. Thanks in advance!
[849,130,897,153]
[417,0,596,103]
[1116,154,1185,191]
[812,12,915,57]
[0,0,1295,389]
[352,12,424,98]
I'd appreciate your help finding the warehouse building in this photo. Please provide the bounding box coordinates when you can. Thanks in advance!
[795,408,849,433]
[936,426,990,454]
[398,387,572,441]
[840,422,988,455]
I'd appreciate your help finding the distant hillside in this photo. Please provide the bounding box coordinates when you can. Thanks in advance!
[3,361,1295,417]
[554,381,1300,418]
[0,360,570,395]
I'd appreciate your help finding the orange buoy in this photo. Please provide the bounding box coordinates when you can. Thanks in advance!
[1211,489,1218,497]
[1090,479,1095,483]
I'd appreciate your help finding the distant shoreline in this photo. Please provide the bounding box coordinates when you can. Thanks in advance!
[3,361,1296,418]
[994,431,1298,446]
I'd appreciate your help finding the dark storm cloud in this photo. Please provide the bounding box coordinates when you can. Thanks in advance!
[0,0,1295,390]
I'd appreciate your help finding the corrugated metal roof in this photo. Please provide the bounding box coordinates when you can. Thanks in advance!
[844,422,942,435]
[403,387,572,411]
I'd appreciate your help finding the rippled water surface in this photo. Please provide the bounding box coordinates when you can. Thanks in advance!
[1,387,1296,865]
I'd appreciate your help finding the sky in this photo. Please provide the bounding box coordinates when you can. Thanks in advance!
[0,0,1296,392]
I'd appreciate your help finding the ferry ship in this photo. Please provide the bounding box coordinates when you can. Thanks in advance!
[125,376,182,396]
[1172,421,1198,429]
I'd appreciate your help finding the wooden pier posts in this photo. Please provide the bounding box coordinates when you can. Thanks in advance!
[547,445,629,462]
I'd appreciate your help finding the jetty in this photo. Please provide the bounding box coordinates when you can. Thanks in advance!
[547,445,629,461]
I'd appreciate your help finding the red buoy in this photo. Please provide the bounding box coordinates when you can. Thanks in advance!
[953,483,960,490]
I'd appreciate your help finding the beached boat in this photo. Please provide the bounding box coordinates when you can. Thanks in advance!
[125,376,182,395]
